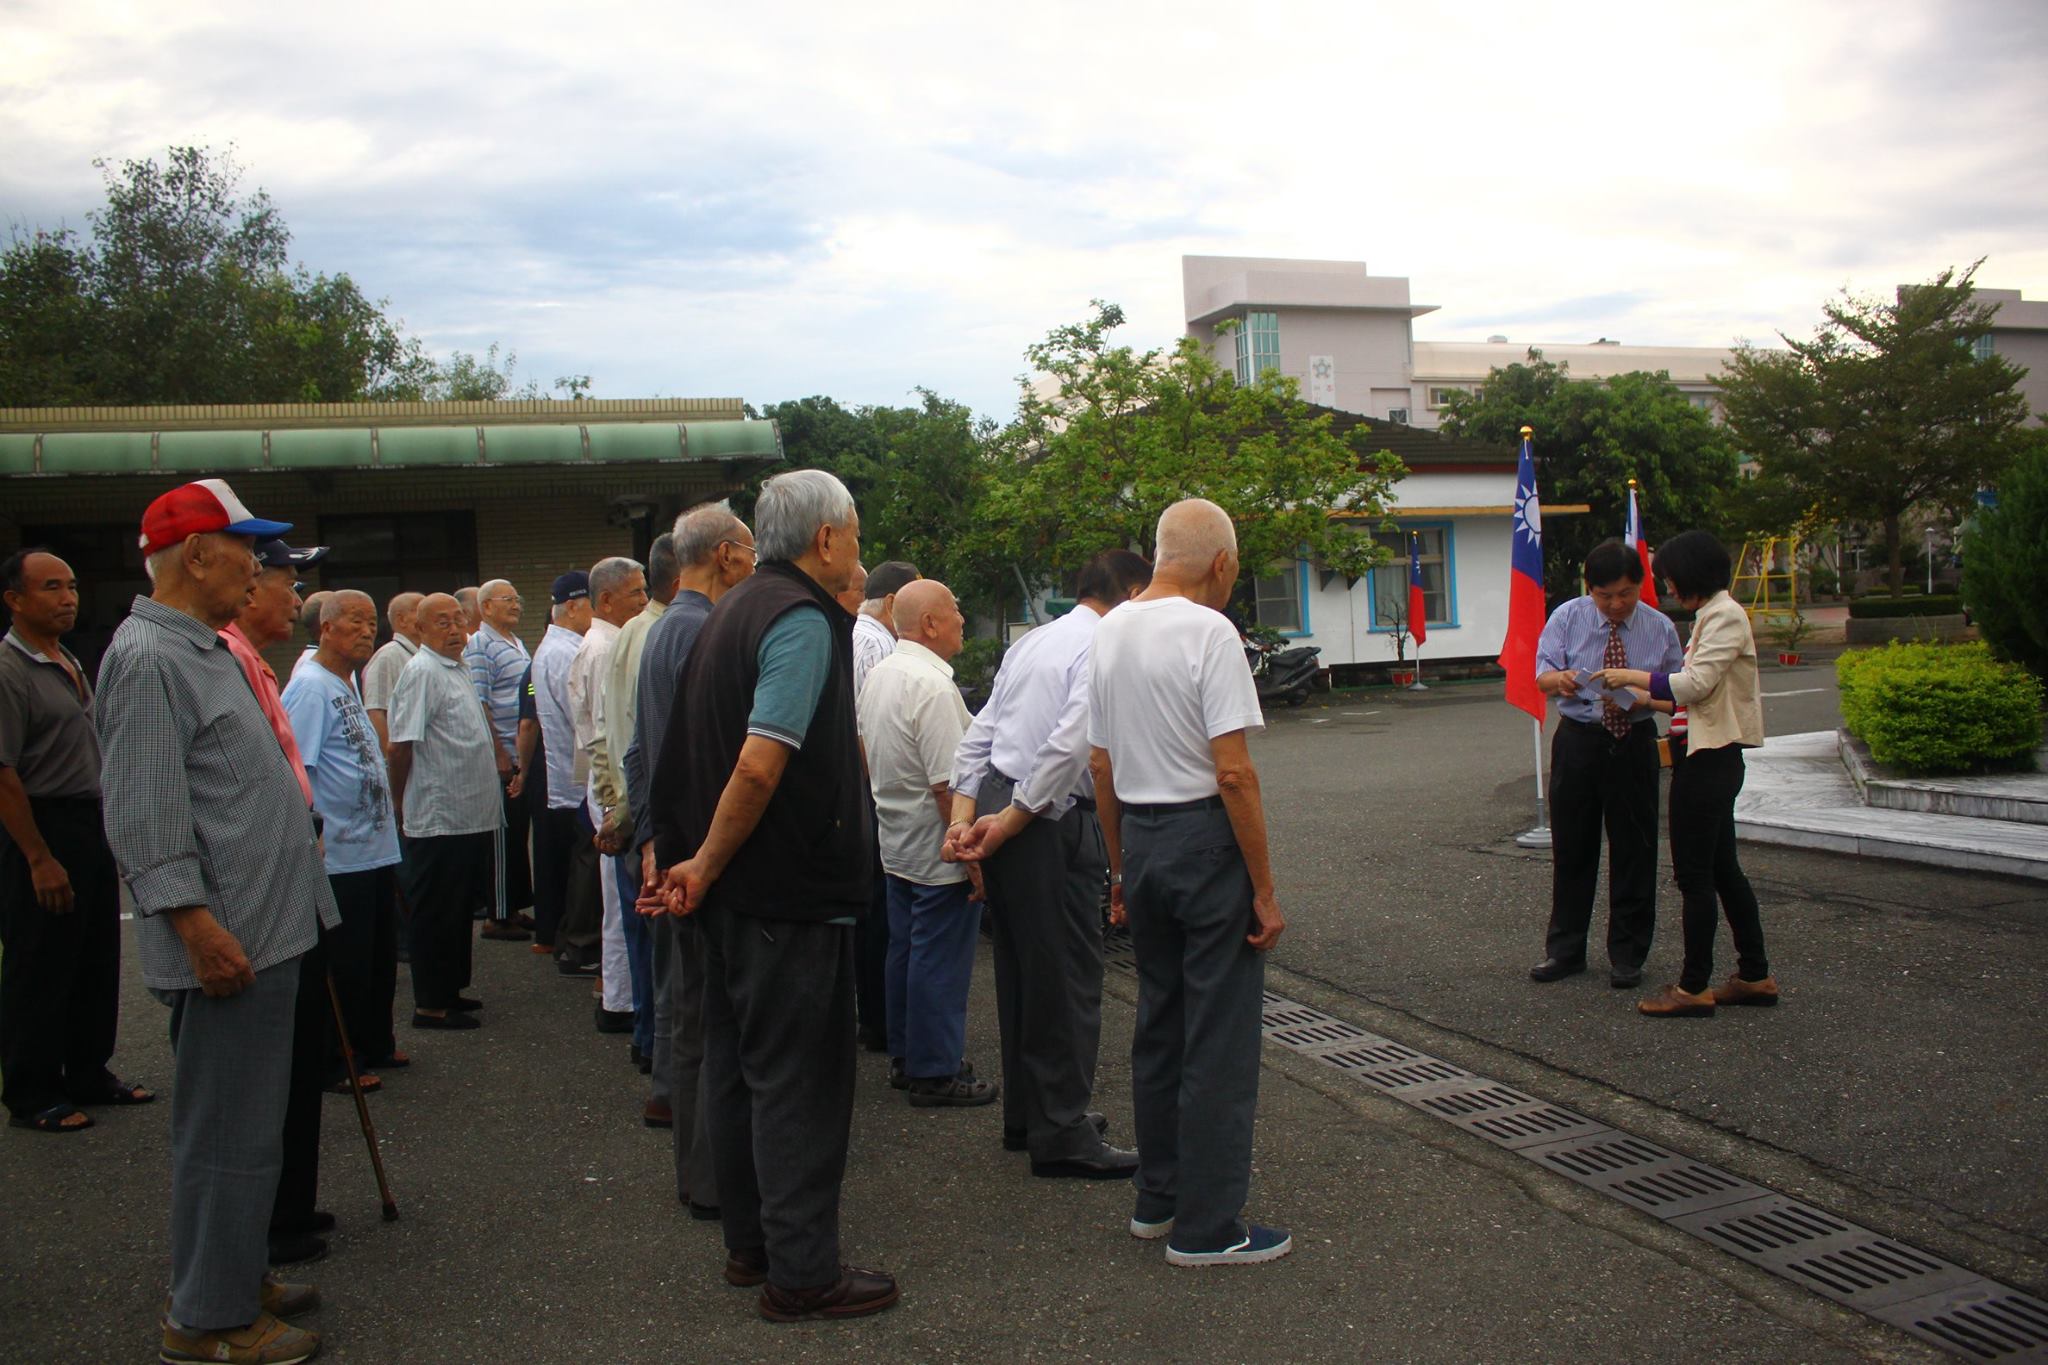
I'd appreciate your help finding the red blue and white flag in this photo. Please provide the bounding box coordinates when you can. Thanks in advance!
[1407,533,1427,648]
[1499,432,1547,720]
[1624,484,1660,608]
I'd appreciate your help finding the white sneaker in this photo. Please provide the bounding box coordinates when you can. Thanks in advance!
[1129,1214,1174,1240]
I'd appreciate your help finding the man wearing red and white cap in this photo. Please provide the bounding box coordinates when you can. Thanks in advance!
[96,479,338,1365]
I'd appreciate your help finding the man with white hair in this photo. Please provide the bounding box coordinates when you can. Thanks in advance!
[647,468,897,1322]
[1089,498,1289,1268]
[859,579,993,1108]
[573,555,648,1034]
[465,579,533,942]
[523,574,598,969]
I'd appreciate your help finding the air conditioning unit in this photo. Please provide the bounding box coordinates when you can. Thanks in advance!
[1386,407,1410,424]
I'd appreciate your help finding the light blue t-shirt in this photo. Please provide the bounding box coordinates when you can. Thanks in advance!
[281,662,403,875]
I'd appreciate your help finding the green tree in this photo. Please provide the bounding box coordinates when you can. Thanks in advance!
[982,302,1404,591]
[1440,354,1741,604]
[1960,429,2048,676]
[1717,263,2032,596]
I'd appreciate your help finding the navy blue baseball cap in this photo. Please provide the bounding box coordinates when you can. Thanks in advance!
[551,571,591,604]
[254,539,329,570]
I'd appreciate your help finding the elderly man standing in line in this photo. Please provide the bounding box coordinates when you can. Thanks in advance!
[529,573,599,973]
[220,537,338,1267]
[362,591,424,753]
[282,591,404,1093]
[626,507,753,1188]
[455,585,481,638]
[948,549,1152,1176]
[290,591,329,682]
[850,558,916,1053]
[96,480,333,1364]
[859,580,993,1109]
[1,549,148,1136]
[466,579,534,944]
[1090,498,1289,1268]
[647,469,896,1322]
[573,555,648,1033]
[388,593,504,1030]
[596,535,678,1076]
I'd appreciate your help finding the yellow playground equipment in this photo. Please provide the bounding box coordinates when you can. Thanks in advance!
[1734,536,1801,623]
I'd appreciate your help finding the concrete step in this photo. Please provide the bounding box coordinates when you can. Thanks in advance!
[1837,730,2048,826]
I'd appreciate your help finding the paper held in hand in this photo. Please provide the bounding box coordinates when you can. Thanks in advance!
[1573,669,1640,708]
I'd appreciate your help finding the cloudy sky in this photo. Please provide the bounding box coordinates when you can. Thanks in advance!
[5,0,2044,417]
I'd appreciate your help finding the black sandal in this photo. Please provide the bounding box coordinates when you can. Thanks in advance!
[9,1103,95,1133]
[75,1076,155,1106]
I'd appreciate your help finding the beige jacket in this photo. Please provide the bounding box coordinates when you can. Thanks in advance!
[1669,591,1764,752]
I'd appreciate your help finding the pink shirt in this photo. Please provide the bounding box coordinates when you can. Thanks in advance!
[221,622,314,806]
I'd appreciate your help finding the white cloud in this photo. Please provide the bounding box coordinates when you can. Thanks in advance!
[2,0,2042,414]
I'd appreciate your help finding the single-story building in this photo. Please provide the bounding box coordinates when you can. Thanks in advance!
[1248,412,1586,676]
[0,398,781,677]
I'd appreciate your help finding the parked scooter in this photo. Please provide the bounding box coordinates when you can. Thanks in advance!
[1245,638,1323,707]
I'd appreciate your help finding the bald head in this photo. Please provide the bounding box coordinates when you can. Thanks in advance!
[387,590,425,642]
[418,592,467,660]
[1151,498,1240,610]
[836,561,868,615]
[892,578,965,662]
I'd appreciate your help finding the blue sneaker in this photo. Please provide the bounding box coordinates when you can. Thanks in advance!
[1164,1224,1293,1267]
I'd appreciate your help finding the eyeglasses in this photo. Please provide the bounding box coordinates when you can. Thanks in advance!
[487,594,523,605]
[720,540,758,560]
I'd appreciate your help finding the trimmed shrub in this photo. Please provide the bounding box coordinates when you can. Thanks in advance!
[1847,594,1962,619]
[1961,433,2048,676]
[1837,641,2043,773]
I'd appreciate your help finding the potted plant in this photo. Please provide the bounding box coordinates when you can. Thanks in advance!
[1775,608,1812,666]
[1378,592,1415,685]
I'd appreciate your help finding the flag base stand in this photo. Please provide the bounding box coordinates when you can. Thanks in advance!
[1514,824,1553,848]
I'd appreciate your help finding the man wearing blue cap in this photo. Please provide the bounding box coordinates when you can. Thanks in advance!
[98,479,336,1365]
[529,572,598,966]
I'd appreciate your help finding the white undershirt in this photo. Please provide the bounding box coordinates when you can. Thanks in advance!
[1087,596,1263,804]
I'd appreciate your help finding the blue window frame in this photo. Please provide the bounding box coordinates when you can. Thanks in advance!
[1366,523,1458,632]
[1254,558,1311,637]
[1235,311,1281,384]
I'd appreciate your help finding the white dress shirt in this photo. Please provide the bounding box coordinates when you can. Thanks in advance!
[531,624,583,812]
[858,639,970,886]
[567,616,620,794]
[851,612,896,697]
[952,605,1100,819]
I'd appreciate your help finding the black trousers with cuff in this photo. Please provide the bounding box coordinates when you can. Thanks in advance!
[1545,717,1660,971]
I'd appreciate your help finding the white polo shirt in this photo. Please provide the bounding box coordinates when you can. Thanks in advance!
[1087,596,1263,805]
[388,645,503,838]
[858,639,971,886]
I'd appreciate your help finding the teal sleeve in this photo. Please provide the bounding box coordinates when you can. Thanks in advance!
[747,607,833,747]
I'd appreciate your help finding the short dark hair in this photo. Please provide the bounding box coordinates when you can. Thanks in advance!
[864,561,920,601]
[1583,538,1642,589]
[1076,549,1152,604]
[1651,530,1733,601]
[2,548,53,597]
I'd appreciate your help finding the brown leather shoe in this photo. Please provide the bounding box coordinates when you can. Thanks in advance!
[723,1247,768,1287]
[160,1310,320,1364]
[758,1267,900,1322]
[1712,974,1780,1007]
[260,1272,320,1318]
[1638,984,1716,1017]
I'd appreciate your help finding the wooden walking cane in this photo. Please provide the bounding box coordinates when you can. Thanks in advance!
[326,970,399,1221]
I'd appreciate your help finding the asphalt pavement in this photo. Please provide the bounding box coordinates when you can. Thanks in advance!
[3,654,2036,1362]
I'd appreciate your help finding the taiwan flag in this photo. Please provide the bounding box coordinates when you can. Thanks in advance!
[1499,430,1547,720]
[1625,484,1660,608]
[1407,533,1427,647]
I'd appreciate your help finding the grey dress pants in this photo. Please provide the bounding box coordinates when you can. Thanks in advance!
[154,957,301,1331]
[1123,799,1265,1252]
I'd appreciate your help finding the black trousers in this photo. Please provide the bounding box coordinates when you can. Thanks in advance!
[698,903,856,1291]
[978,775,1109,1161]
[529,803,577,950]
[1668,744,1769,993]
[854,856,890,1041]
[401,832,491,1010]
[555,807,602,963]
[0,797,120,1117]
[1546,718,1660,970]
[489,778,533,921]
[272,933,329,1230]
[327,866,399,1069]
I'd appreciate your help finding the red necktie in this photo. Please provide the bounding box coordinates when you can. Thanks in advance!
[1601,622,1631,740]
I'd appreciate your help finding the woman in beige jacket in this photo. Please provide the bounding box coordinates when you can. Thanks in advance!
[1597,530,1778,1018]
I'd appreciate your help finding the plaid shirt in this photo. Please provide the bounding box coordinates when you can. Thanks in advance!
[94,596,338,992]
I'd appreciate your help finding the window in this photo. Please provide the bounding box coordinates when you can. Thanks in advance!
[1254,563,1303,633]
[317,512,479,636]
[1369,526,1452,630]
[1234,311,1281,384]
[1387,407,1410,425]
[1426,386,1468,409]
[1970,334,1994,361]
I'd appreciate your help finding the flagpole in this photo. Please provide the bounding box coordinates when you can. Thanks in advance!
[1405,530,1428,691]
[1514,716,1552,847]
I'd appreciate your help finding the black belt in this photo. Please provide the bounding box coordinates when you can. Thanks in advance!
[1120,795,1225,816]
[991,767,1095,813]
[1560,716,1654,739]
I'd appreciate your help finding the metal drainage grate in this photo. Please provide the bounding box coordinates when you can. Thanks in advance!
[1095,948,2047,1362]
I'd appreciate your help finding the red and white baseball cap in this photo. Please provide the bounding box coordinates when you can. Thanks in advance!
[138,479,293,557]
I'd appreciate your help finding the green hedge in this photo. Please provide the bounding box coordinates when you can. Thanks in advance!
[1837,642,2043,773]
[1847,594,1963,619]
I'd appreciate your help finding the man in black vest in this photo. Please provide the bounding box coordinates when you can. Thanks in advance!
[645,469,896,1323]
